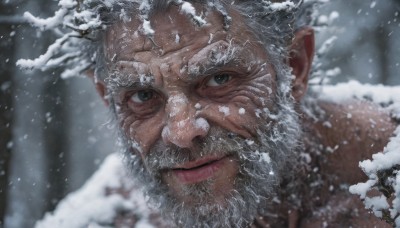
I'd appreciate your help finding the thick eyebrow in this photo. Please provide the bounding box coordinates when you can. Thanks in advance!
[105,69,155,93]
[186,42,244,78]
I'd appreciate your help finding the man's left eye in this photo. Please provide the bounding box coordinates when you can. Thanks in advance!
[130,90,154,103]
[206,74,232,87]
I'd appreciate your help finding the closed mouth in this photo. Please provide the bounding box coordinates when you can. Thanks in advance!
[170,156,230,184]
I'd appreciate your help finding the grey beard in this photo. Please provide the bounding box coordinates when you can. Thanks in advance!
[119,94,302,227]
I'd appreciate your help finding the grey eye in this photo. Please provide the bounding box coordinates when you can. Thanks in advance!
[131,90,154,103]
[206,74,231,87]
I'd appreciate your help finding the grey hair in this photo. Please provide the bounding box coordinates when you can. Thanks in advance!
[91,0,317,85]
[18,0,320,86]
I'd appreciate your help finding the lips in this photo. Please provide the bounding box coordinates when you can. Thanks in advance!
[171,156,228,184]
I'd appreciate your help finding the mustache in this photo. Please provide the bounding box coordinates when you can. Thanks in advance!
[144,127,249,171]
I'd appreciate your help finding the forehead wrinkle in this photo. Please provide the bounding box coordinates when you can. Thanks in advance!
[109,60,150,76]
[105,19,151,62]
[105,3,247,67]
[124,3,227,58]
[105,2,272,86]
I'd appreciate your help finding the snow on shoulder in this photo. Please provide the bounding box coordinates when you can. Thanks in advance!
[315,80,400,225]
[316,80,400,121]
[35,153,155,228]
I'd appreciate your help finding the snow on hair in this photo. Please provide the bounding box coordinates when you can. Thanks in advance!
[16,0,325,80]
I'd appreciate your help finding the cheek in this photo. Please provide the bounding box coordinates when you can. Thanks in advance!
[200,103,259,138]
[199,80,276,138]
[118,108,165,156]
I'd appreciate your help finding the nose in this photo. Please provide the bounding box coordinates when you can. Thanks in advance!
[162,94,209,148]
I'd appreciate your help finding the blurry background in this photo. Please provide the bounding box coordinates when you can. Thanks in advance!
[0,0,399,227]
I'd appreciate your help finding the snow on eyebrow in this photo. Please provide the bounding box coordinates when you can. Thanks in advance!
[139,74,153,84]
[104,61,152,90]
[105,72,153,94]
[187,40,240,76]
[209,42,238,65]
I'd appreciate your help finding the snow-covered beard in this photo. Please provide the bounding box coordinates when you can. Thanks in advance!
[118,83,302,227]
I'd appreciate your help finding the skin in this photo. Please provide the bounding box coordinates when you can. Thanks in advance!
[102,6,277,206]
[94,4,398,228]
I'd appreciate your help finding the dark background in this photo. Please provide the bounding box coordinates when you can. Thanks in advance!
[0,0,399,227]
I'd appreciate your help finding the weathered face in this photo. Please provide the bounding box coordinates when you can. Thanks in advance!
[101,3,301,226]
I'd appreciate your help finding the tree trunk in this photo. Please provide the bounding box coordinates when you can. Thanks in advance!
[0,3,16,226]
[41,75,70,212]
[375,26,389,85]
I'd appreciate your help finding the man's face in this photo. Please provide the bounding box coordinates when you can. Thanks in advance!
[103,3,301,226]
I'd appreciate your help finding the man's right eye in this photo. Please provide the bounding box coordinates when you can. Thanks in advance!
[126,89,163,116]
[130,90,155,103]
[206,74,232,87]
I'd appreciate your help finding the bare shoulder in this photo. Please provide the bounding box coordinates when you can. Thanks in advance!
[311,99,397,185]
[299,191,392,228]
[297,100,398,227]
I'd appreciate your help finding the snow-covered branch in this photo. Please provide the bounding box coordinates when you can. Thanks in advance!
[17,33,76,70]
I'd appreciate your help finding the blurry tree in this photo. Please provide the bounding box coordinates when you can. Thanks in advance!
[375,26,390,85]
[13,0,71,217]
[0,2,17,225]
[41,74,70,212]
[1,0,71,226]
[323,0,400,85]
[373,0,400,84]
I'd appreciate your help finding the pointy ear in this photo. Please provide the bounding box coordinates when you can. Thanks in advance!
[86,69,109,107]
[288,27,315,101]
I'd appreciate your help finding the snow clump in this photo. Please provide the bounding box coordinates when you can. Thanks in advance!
[218,106,230,116]
[34,154,154,228]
